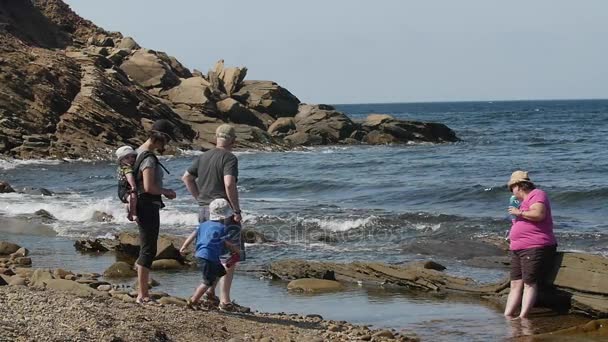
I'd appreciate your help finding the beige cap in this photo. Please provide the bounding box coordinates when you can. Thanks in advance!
[508,170,531,188]
[216,124,236,139]
[209,198,233,221]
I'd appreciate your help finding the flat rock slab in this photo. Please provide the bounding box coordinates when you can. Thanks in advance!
[550,252,608,295]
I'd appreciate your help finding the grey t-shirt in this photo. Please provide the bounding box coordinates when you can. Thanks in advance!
[136,150,164,194]
[187,148,238,206]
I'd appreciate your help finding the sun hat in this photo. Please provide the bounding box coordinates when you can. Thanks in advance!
[507,170,532,188]
[115,146,137,161]
[151,119,175,141]
[216,124,236,140]
[209,198,233,221]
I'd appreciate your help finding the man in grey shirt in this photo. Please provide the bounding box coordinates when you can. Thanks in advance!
[182,124,248,313]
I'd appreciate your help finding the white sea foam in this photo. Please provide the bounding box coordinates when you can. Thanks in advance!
[0,158,65,170]
[305,216,376,232]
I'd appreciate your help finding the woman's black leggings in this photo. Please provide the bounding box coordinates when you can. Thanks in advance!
[136,200,160,269]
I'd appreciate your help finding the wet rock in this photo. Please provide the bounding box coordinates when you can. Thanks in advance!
[10,247,29,258]
[269,259,509,295]
[408,260,446,271]
[151,259,183,270]
[103,262,136,278]
[74,239,110,253]
[530,318,608,340]
[287,278,344,292]
[34,209,56,221]
[373,330,395,339]
[91,211,113,222]
[0,181,15,193]
[0,241,21,255]
[18,187,53,196]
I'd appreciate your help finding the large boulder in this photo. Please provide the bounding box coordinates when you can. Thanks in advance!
[268,118,296,136]
[216,98,266,129]
[119,49,180,89]
[0,242,21,256]
[164,77,211,105]
[293,104,357,144]
[156,52,192,79]
[287,278,344,292]
[232,81,300,118]
[115,232,183,261]
[116,37,140,51]
[103,261,137,278]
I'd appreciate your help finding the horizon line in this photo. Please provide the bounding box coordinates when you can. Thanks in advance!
[329,97,608,106]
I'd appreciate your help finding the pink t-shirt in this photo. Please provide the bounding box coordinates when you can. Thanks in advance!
[509,189,557,251]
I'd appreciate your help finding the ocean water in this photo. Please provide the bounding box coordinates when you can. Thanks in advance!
[1,99,607,339]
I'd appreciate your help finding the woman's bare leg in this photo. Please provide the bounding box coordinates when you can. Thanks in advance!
[504,279,523,318]
[519,283,538,318]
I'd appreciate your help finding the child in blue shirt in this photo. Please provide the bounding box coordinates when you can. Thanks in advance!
[180,198,239,308]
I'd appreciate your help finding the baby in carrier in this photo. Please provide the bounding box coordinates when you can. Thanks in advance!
[116,146,138,221]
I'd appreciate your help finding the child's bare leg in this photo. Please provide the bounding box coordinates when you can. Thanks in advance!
[191,283,210,303]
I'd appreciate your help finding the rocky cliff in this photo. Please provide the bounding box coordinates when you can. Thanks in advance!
[0,0,458,159]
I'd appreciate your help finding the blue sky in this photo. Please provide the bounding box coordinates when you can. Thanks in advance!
[64,0,608,104]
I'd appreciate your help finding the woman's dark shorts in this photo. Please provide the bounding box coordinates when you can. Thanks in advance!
[510,245,557,284]
[197,257,227,286]
[135,200,160,269]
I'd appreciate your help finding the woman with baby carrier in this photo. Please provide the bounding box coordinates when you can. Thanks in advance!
[504,170,557,319]
[133,119,177,304]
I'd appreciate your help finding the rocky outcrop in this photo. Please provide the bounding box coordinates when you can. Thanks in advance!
[360,114,458,144]
[267,252,608,318]
[0,0,459,159]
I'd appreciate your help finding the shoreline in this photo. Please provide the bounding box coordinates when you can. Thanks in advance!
[0,285,416,342]
[1,232,607,341]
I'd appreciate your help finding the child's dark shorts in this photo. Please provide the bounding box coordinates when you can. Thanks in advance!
[196,257,227,286]
[510,245,556,284]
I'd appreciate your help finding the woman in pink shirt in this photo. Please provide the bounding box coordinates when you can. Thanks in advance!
[504,171,557,319]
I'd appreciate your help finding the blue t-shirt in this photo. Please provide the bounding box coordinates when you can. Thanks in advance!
[194,220,227,263]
